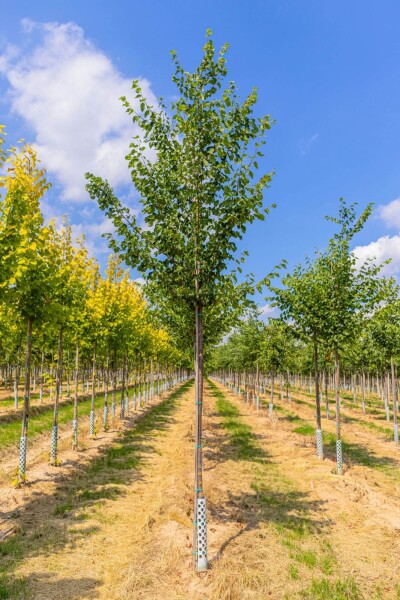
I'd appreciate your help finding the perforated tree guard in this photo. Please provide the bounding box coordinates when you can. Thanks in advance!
[336,439,343,474]
[19,435,27,479]
[103,405,109,429]
[394,423,399,445]
[197,497,208,572]
[89,410,95,436]
[51,425,58,463]
[72,419,78,448]
[269,403,274,417]
[316,428,323,459]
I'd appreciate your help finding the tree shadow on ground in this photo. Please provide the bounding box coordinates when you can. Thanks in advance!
[0,380,193,599]
[323,436,399,471]
[211,485,330,564]
[206,380,330,564]
[0,572,101,600]
[259,392,400,472]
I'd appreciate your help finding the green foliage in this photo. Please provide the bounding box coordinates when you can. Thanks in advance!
[0,138,57,322]
[369,299,400,365]
[0,128,187,378]
[269,199,396,353]
[210,313,300,376]
[86,31,274,349]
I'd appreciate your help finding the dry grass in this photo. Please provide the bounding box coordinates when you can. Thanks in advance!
[1,379,400,598]
[209,380,400,599]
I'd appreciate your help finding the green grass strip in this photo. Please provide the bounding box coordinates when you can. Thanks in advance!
[0,382,166,450]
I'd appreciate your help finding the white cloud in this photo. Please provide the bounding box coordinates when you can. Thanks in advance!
[40,198,114,258]
[0,20,157,201]
[353,235,400,276]
[377,198,400,229]
[258,304,278,320]
[72,217,115,257]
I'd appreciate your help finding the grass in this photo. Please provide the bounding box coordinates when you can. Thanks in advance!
[0,391,41,409]
[208,379,346,590]
[289,564,300,580]
[298,577,361,600]
[0,382,157,450]
[0,575,28,600]
[54,501,74,517]
[286,385,388,423]
[210,382,266,462]
[214,380,400,597]
[291,549,318,568]
[0,380,193,599]
[263,387,400,481]
[293,423,315,436]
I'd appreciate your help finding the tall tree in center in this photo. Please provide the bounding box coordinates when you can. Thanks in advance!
[86,31,273,571]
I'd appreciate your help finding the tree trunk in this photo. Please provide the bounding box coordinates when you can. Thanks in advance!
[39,349,44,404]
[72,342,79,450]
[313,339,323,459]
[193,303,207,571]
[112,348,117,417]
[19,316,33,482]
[120,355,126,416]
[361,369,366,415]
[324,369,330,418]
[313,340,322,430]
[150,358,154,401]
[103,347,109,431]
[50,328,63,465]
[90,342,97,436]
[270,371,275,404]
[14,362,19,409]
[334,347,343,474]
[391,356,398,445]
[255,361,259,410]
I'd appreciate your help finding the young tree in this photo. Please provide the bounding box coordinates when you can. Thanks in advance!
[268,259,330,459]
[269,199,395,473]
[66,239,98,450]
[315,201,395,473]
[259,319,297,413]
[369,300,400,443]
[0,132,57,482]
[86,31,274,570]
[47,221,98,463]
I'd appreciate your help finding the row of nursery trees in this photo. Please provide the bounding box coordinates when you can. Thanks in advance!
[2,31,397,573]
[211,200,400,474]
[0,128,188,482]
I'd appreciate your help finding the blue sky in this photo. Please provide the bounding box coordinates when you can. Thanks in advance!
[1,0,400,309]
